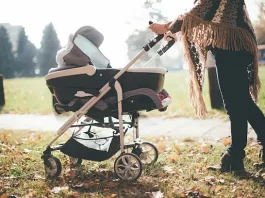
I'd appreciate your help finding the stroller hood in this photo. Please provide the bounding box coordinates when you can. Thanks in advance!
[55,26,108,68]
[73,26,104,48]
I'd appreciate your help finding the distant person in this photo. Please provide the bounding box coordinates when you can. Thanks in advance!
[149,0,265,174]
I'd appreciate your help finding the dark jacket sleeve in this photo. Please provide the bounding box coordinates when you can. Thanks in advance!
[167,19,183,33]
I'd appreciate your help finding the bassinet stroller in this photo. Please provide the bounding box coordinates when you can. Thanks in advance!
[42,24,175,181]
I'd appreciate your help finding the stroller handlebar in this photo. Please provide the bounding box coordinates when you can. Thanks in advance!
[143,34,164,51]
[145,21,176,53]
[158,39,175,56]
[143,21,164,51]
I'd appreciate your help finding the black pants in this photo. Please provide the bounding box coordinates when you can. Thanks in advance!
[212,48,265,160]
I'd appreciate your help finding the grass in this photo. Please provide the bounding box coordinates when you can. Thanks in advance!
[1,77,53,114]
[1,66,265,118]
[1,129,265,197]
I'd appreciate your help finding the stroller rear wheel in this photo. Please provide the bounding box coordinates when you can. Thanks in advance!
[132,142,158,165]
[114,153,142,181]
[44,156,62,178]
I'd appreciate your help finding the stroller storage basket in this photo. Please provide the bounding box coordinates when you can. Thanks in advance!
[61,133,121,162]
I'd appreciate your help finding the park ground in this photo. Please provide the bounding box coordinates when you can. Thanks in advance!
[1,67,265,197]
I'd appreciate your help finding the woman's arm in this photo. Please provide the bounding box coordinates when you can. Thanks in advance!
[167,16,184,33]
[150,0,209,34]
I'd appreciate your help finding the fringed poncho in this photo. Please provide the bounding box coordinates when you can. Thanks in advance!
[167,0,261,118]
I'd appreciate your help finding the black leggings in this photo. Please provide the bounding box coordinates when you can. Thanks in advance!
[212,48,265,159]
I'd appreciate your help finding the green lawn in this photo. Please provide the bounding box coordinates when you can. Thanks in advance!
[1,77,53,114]
[1,66,265,118]
[1,129,265,197]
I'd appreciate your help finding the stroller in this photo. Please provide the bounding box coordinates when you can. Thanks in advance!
[42,23,175,181]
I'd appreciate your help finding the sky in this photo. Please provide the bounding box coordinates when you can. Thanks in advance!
[0,0,263,68]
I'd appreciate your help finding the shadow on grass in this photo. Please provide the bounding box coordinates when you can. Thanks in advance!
[44,162,166,198]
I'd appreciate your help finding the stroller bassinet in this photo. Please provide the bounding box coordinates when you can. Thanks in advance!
[46,26,169,121]
[42,25,174,181]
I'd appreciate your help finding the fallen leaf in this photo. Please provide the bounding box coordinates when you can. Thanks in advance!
[157,143,166,151]
[105,181,118,188]
[174,144,181,153]
[178,191,186,198]
[168,153,178,163]
[51,186,69,193]
[67,169,76,177]
[163,166,176,174]
[34,174,45,180]
[2,131,11,141]
[23,149,33,154]
[223,137,231,146]
[165,147,172,152]
[67,195,79,198]
[75,181,95,189]
[191,186,200,191]
[0,143,13,151]
[262,173,265,180]
[201,143,210,153]
[205,176,216,183]
[215,185,222,192]
[149,191,164,198]
[231,186,236,192]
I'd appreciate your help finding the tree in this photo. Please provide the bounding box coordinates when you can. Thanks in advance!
[0,26,15,78]
[125,0,168,67]
[254,2,265,45]
[15,28,37,77]
[38,23,60,76]
[125,0,183,68]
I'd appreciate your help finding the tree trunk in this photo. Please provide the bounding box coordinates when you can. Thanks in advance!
[208,67,224,110]
[0,74,5,106]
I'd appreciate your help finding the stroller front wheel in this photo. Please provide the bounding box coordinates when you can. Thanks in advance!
[114,153,142,181]
[44,156,62,178]
[132,142,159,165]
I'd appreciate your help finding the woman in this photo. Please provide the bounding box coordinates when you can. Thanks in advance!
[149,0,265,173]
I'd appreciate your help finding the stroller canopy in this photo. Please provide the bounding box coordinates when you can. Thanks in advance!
[74,26,104,48]
[56,26,111,68]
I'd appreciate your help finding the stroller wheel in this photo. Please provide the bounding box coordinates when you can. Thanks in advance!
[69,157,82,168]
[54,103,65,114]
[132,142,158,165]
[114,153,142,181]
[44,156,62,178]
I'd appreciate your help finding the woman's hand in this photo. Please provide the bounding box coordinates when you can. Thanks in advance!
[149,23,169,34]
[164,31,181,41]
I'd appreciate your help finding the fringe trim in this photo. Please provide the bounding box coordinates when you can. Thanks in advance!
[180,14,261,117]
[250,50,261,103]
[182,36,208,118]
[182,14,258,53]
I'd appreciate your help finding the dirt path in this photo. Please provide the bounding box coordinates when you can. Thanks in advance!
[0,114,257,140]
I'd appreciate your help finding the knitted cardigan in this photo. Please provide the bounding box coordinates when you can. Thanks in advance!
[167,0,261,118]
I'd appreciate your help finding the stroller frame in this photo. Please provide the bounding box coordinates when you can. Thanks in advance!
[42,32,175,181]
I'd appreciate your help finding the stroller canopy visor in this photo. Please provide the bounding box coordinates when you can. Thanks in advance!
[74,32,110,68]
[56,26,111,68]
